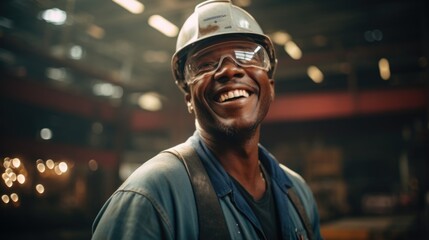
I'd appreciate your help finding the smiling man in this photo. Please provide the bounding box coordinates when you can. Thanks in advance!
[92,1,323,239]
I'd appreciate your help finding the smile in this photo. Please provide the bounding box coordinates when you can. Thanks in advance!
[218,89,250,103]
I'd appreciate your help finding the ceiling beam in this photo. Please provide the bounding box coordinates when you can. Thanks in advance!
[1,76,117,122]
[266,87,428,122]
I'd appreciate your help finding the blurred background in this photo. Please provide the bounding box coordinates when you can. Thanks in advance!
[0,0,428,239]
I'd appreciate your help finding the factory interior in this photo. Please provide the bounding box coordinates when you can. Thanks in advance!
[0,0,428,239]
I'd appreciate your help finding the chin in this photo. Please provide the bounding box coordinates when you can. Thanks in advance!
[217,120,259,138]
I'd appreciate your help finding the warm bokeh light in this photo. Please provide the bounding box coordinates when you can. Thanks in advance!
[2,195,10,204]
[284,41,302,60]
[3,158,11,168]
[86,24,105,39]
[9,172,16,182]
[54,165,62,175]
[378,58,391,80]
[37,162,46,173]
[36,184,45,194]
[88,159,98,171]
[5,179,13,187]
[59,162,68,173]
[46,159,55,169]
[10,193,18,202]
[307,65,324,83]
[112,0,144,14]
[17,174,25,184]
[12,158,21,168]
[271,31,291,45]
[138,92,163,111]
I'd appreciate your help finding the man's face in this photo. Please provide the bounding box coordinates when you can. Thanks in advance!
[185,39,275,137]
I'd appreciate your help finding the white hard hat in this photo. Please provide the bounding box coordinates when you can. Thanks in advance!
[171,0,277,93]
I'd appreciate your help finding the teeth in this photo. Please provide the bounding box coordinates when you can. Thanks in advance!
[219,89,250,102]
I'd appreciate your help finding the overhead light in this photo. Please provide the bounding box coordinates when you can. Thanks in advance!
[40,128,53,140]
[41,8,67,25]
[138,92,162,111]
[112,0,144,14]
[270,31,303,60]
[378,58,391,80]
[86,24,105,39]
[69,45,84,60]
[92,82,123,98]
[284,41,302,60]
[271,31,291,45]
[46,67,69,82]
[307,65,324,83]
[148,15,178,37]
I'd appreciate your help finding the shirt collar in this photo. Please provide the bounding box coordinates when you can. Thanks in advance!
[187,131,294,197]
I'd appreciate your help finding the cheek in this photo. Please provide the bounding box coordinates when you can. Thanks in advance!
[189,81,210,109]
[248,70,273,93]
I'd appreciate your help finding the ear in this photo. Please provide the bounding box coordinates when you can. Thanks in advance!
[269,78,275,101]
[185,92,191,104]
[185,93,194,114]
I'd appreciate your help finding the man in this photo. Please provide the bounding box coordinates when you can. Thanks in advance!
[92,0,323,239]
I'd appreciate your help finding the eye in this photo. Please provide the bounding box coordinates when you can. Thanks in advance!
[245,57,260,65]
[196,61,218,74]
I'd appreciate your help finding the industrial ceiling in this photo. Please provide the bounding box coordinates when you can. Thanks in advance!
[0,0,427,108]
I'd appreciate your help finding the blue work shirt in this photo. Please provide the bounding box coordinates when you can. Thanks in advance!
[92,131,323,239]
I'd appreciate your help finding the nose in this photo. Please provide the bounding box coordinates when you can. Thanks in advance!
[213,56,245,82]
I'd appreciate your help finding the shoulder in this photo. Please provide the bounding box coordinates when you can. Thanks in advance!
[119,152,192,198]
[279,164,306,184]
[279,164,313,201]
[92,151,197,239]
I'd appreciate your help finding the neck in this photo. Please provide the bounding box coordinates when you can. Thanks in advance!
[199,125,260,165]
[199,126,266,199]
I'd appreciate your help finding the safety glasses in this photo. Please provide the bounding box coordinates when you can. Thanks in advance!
[184,41,270,84]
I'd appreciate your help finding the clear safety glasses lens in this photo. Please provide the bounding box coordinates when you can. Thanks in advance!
[185,42,270,83]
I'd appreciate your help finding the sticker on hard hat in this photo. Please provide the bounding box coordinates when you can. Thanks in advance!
[198,2,232,37]
[203,14,227,22]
